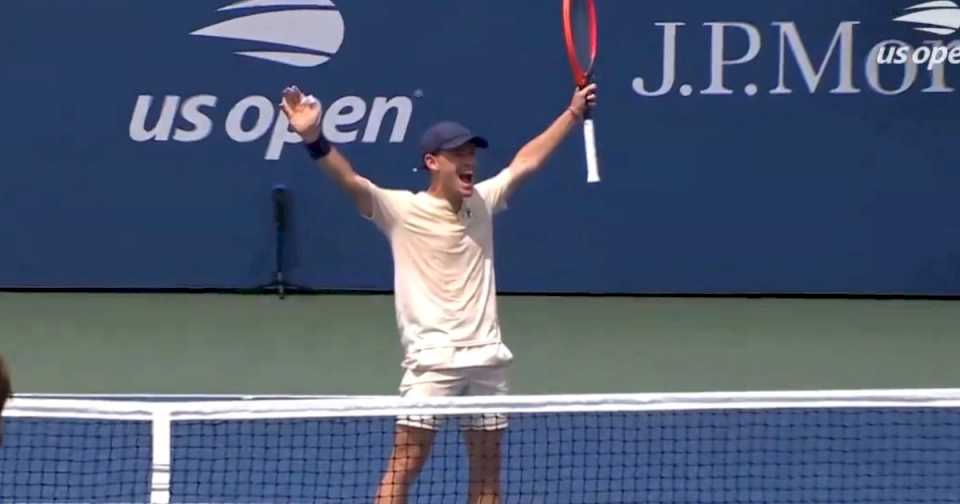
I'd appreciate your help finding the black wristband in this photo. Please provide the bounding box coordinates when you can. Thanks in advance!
[304,134,331,160]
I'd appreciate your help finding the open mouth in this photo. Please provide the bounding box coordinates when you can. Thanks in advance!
[458,173,474,184]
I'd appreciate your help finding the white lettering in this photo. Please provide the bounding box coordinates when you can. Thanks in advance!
[867,40,919,96]
[322,96,366,143]
[913,46,932,64]
[923,40,960,93]
[702,22,761,95]
[265,111,301,161]
[632,22,685,97]
[929,46,950,70]
[225,96,275,142]
[130,93,414,159]
[927,40,960,93]
[129,95,180,142]
[877,45,897,65]
[772,21,860,95]
[895,46,911,64]
[364,97,413,143]
[173,95,216,142]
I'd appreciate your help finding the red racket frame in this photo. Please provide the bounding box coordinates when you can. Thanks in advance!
[562,0,598,88]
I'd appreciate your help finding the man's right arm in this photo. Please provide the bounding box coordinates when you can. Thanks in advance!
[280,85,373,218]
[304,132,373,218]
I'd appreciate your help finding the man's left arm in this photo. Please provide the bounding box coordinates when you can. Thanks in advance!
[504,84,598,191]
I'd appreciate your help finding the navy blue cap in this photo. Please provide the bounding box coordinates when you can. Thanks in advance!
[420,121,489,156]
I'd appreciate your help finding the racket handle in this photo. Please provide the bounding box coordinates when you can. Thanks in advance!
[583,118,600,183]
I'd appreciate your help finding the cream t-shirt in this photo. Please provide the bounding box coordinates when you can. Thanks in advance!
[363,169,515,371]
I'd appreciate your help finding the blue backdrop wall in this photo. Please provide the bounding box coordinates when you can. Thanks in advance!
[2,0,959,295]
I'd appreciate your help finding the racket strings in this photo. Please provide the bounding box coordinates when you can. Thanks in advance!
[564,0,597,87]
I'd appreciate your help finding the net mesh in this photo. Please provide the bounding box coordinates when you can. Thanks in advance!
[0,417,152,503]
[2,392,960,503]
[172,410,960,503]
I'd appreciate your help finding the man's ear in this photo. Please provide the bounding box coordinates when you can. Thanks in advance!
[423,152,437,171]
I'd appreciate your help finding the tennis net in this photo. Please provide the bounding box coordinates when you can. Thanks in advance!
[3,389,960,503]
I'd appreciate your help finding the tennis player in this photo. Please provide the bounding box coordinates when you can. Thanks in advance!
[281,83,597,504]
[0,354,12,445]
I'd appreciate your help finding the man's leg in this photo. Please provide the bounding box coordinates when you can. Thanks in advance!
[465,428,504,504]
[463,365,509,504]
[0,354,11,445]
[375,424,436,504]
[378,368,465,503]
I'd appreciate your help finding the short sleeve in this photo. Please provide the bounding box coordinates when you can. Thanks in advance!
[362,179,410,233]
[475,168,515,215]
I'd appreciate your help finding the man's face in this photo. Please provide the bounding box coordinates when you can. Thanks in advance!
[425,143,477,198]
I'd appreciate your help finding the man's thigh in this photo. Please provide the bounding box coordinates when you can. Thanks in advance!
[397,369,469,431]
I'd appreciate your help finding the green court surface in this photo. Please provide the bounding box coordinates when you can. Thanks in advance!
[1,293,957,394]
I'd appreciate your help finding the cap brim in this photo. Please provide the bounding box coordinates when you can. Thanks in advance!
[439,134,489,150]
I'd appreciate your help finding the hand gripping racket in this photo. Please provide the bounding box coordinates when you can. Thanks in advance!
[562,0,600,183]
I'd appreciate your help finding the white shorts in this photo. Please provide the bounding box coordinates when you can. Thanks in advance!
[396,366,509,431]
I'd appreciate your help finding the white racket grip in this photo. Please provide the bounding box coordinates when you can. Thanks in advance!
[583,118,600,183]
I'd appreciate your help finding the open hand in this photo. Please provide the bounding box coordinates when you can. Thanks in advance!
[280,85,321,142]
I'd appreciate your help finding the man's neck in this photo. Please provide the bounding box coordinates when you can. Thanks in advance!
[426,183,463,212]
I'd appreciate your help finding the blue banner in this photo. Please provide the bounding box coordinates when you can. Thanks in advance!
[2,0,959,294]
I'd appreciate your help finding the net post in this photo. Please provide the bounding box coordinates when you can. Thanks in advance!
[150,406,172,504]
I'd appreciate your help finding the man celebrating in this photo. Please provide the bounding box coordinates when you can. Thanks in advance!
[281,83,596,504]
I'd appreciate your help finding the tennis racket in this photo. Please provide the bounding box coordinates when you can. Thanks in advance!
[562,0,600,183]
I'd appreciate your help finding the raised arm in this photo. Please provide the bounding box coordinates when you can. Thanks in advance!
[280,86,373,217]
[506,84,598,187]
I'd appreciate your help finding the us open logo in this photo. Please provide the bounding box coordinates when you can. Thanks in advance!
[894,0,960,35]
[877,1,960,69]
[191,0,345,68]
[128,0,415,160]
